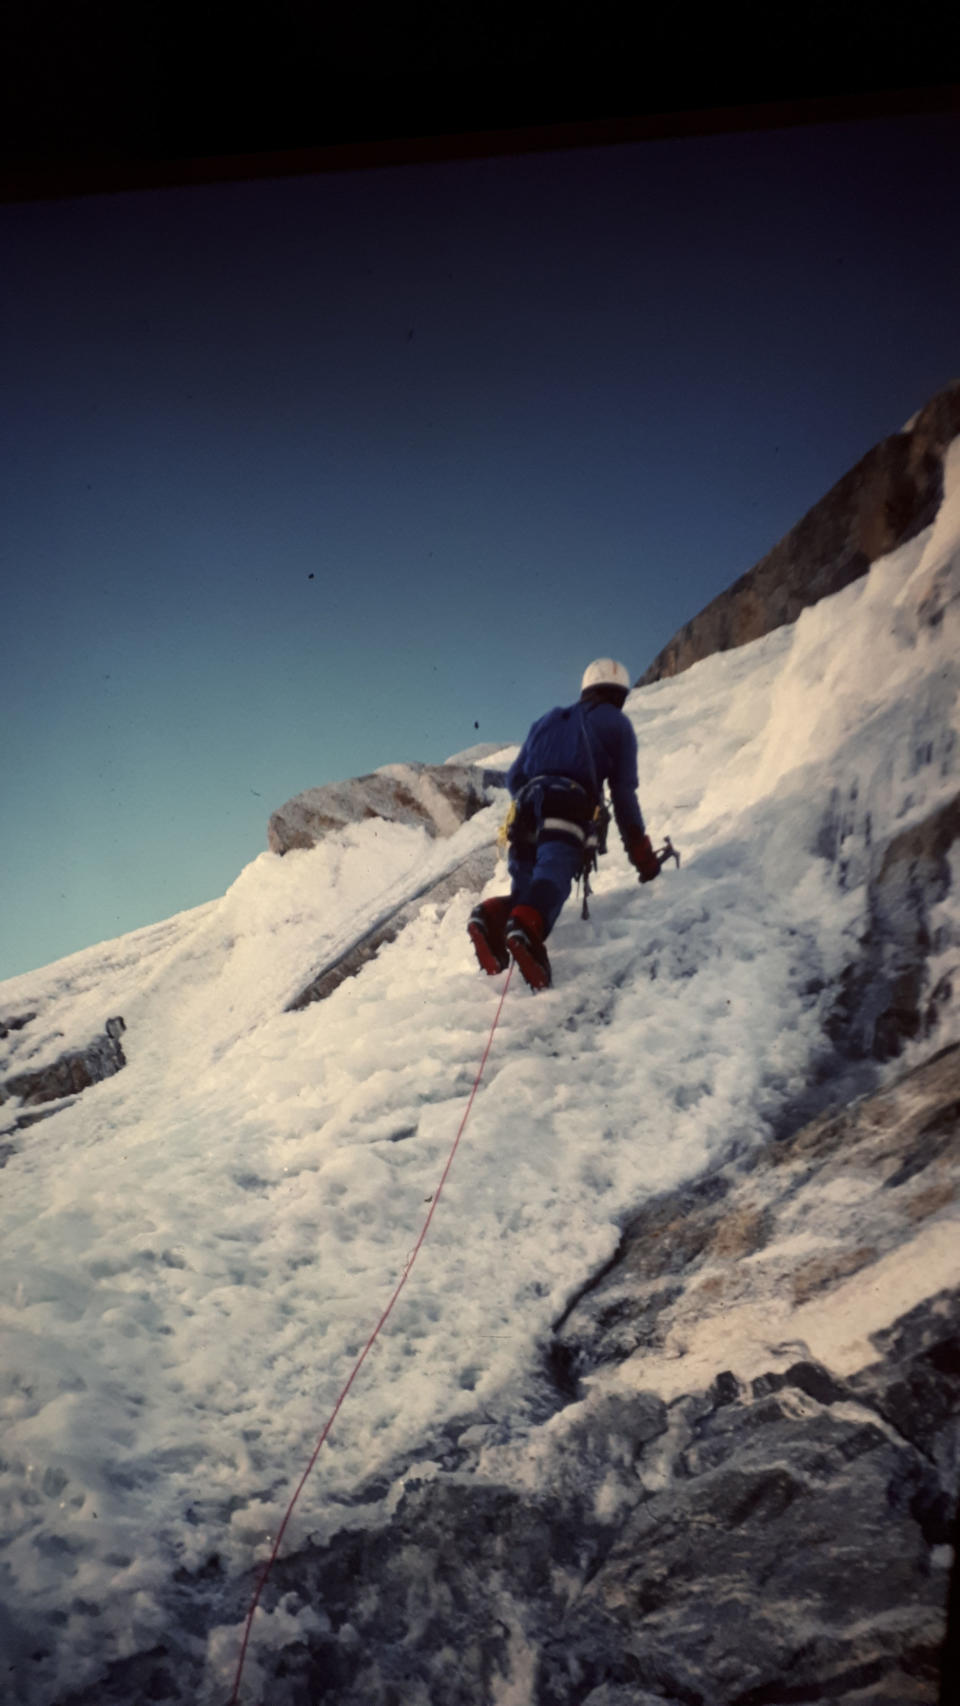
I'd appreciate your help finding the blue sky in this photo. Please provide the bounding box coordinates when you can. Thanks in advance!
[3,110,959,980]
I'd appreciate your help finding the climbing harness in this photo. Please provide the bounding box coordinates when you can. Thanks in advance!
[228,966,514,1705]
[510,774,594,848]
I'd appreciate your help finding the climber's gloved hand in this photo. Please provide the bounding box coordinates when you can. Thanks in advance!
[628,829,661,884]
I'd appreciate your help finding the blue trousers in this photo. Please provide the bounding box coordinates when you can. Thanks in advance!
[508,838,584,937]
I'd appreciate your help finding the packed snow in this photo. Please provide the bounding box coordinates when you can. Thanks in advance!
[2,457,960,1703]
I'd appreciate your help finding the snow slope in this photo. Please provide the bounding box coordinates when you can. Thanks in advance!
[2,451,960,1703]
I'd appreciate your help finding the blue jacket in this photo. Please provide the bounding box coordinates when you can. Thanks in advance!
[507,697,646,843]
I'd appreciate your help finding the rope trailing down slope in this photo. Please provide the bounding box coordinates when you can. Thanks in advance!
[229,964,515,1704]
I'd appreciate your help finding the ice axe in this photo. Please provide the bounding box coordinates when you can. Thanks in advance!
[582,833,680,920]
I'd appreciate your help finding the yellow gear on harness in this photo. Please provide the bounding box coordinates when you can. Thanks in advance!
[497,800,517,853]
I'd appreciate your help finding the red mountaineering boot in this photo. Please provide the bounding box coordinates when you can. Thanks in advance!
[468,897,512,975]
[505,905,551,991]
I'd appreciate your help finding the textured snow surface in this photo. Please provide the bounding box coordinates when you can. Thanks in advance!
[2,454,960,1703]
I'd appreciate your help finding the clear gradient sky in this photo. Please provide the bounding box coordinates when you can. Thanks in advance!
[3,110,960,980]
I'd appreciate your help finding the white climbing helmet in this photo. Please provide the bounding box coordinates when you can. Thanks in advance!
[580,658,631,694]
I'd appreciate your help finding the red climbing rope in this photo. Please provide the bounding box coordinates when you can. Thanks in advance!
[228,963,514,1703]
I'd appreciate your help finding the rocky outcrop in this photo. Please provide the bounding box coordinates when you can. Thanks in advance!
[824,791,960,1063]
[268,761,506,854]
[0,1009,37,1040]
[554,1040,960,1388]
[0,1016,127,1108]
[251,1302,955,1706]
[639,380,960,686]
[120,1044,955,1706]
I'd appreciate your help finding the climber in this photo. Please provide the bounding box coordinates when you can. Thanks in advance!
[468,659,661,990]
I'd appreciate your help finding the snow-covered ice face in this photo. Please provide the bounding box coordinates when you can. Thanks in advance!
[2,451,959,1704]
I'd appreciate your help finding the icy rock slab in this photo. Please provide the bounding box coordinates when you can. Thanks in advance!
[267,761,507,853]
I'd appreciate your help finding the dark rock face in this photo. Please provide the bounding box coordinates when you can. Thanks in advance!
[824,792,960,1062]
[226,1300,955,1706]
[268,762,506,854]
[55,1296,960,1706]
[46,991,960,1706]
[0,1009,37,1039]
[0,1016,126,1108]
[556,1042,960,1387]
[205,1045,956,1706]
[639,381,960,686]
